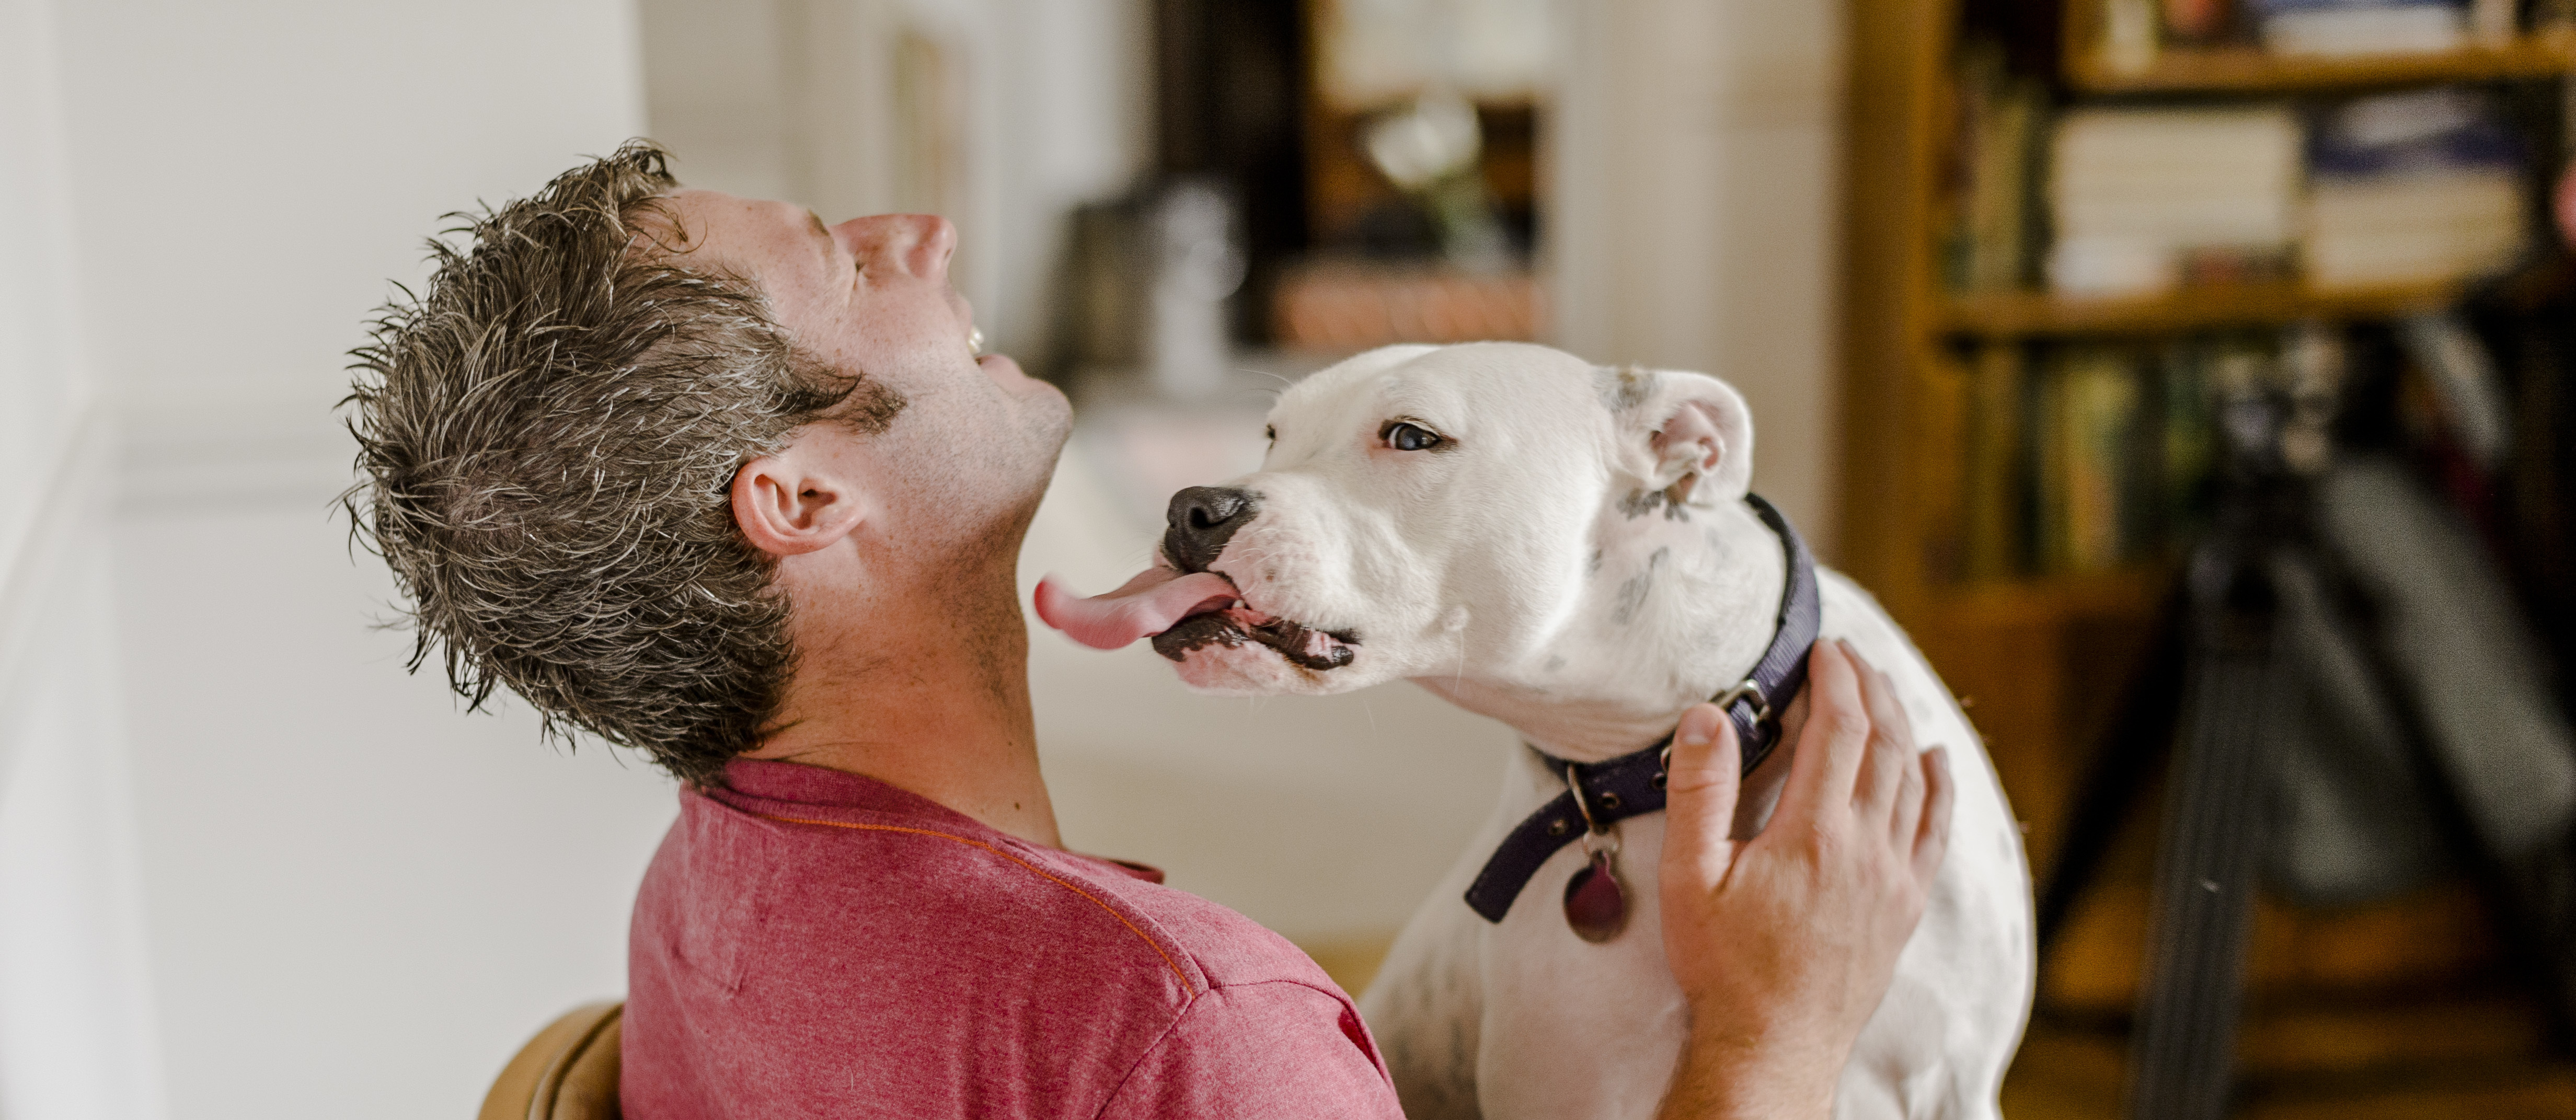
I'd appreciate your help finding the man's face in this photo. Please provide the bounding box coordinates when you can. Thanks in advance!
[653,189,1072,562]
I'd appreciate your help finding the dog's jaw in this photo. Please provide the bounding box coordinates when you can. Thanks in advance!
[1412,496,1788,763]
[1170,642,1340,695]
[1160,467,1446,696]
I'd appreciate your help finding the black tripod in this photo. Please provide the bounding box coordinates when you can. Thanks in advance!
[2031,350,2576,1120]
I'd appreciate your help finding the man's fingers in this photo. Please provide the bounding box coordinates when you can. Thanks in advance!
[1890,737,1927,850]
[1910,747,1956,886]
[1661,704,1742,890]
[1780,638,1870,826]
[1847,640,1913,824]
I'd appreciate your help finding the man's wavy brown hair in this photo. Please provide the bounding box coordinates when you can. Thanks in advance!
[343,140,902,784]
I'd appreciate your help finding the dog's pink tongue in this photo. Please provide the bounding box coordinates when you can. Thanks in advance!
[1034,568,1239,650]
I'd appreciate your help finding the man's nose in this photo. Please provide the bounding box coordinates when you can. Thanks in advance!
[834,213,955,279]
[1163,487,1260,573]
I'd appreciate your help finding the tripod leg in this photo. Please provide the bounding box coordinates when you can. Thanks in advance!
[2124,592,2283,1120]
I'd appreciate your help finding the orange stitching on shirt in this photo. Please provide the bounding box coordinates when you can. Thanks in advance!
[749,814,1198,995]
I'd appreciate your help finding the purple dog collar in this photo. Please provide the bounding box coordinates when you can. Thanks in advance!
[1462,493,1820,925]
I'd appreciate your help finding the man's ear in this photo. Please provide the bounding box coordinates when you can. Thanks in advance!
[730,447,872,557]
[1607,366,1756,508]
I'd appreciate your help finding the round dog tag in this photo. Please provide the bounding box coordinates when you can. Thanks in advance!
[1563,849,1628,942]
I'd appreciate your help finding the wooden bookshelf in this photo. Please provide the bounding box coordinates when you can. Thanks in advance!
[2067,32,2576,94]
[1838,0,2569,1113]
[1940,278,2465,337]
[1924,566,2168,626]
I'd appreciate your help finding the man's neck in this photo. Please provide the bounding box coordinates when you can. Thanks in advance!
[746,561,1062,848]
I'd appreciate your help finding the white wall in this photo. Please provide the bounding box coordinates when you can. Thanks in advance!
[62,1,648,445]
[0,0,87,560]
[0,0,162,1114]
[1549,0,1849,558]
[28,3,682,1118]
[639,0,797,202]
[0,472,163,1120]
[108,497,677,1120]
[640,0,1154,362]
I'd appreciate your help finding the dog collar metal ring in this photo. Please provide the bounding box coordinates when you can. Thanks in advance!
[1566,764,1605,834]
[1462,492,1821,928]
[1707,678,1774,733]
[1562,761,1631,942]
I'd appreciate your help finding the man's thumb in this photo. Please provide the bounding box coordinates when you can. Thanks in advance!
[1660,703,1743,887]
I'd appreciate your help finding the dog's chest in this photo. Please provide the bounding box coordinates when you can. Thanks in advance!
[1478,809,1690,1120]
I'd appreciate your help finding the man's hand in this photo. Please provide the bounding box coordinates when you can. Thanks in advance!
[1654,638,1954,1120]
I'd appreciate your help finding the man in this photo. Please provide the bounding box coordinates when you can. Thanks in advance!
[347,141,1952,1118]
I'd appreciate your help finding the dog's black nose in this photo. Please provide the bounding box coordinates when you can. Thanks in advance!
[1164,486,1260,573]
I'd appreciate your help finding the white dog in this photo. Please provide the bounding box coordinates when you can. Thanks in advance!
[1038,342,2033,1119]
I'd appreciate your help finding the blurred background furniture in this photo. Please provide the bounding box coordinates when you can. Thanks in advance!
[479,1002,622,1120]
[1842,0,2576,1115]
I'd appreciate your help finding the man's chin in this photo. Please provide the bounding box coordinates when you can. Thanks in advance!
[978,351,1040,389]
[995,356,1071,433]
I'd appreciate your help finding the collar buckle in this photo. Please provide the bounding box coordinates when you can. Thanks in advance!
[1709,677,1773,729]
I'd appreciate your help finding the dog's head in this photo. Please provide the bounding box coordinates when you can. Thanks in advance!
[1145,342,1758,697]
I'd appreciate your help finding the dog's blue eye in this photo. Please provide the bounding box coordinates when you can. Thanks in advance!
[1385,421,1443,452]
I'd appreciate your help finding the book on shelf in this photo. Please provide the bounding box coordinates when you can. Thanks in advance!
[2253,0,2472,56]
[1942,40,2049,293]
[2305,88,2528,286]
[2469,0,2517,41]
[2038,347,2147,573]
[1963,342,2028,582]
[2163,0,2241,43]
[1919,348,1975,584]
[2047,106,2304,295]
[2091,0,2535,68]
[2096,0,2531,68]
[2157,337,2237,543]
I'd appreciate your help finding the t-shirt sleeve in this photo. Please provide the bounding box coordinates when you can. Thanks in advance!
[1096,980,1406,1119]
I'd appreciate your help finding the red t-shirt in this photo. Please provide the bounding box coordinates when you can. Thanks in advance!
[620,759,1404,1118]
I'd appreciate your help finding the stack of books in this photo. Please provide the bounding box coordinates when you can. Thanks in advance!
[2253,0,2481,55]
[2305,88,2528,286]
[2098,0,2537,63]
[1995,89,2533,298]
[2046,106,2305,294]
[1941,42,2049,293]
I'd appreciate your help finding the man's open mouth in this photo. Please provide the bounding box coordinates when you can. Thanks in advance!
[1032,565,1360,670]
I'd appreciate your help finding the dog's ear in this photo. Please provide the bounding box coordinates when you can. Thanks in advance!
[1606,366,1755,507]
